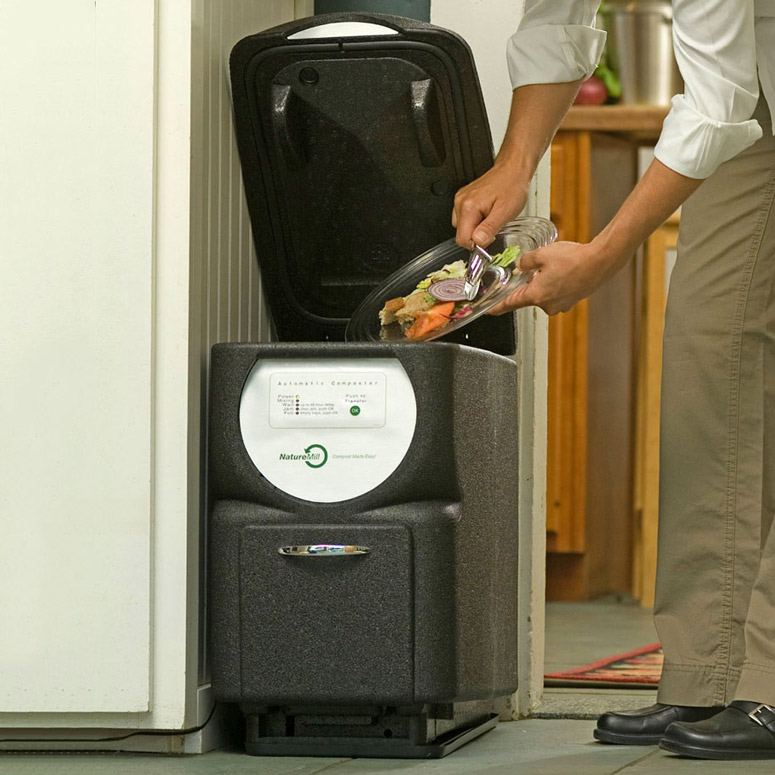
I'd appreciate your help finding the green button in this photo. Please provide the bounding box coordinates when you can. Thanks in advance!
[350,406,361,416]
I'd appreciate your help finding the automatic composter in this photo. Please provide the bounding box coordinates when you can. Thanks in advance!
[209,341,520,758]
[208,13,546,758]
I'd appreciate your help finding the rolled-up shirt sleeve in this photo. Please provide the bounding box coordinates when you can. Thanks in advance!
[507,0,606,89]
[654,0,763,178]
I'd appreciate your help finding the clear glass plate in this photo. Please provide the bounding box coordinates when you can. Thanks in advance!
[345,216,558,343]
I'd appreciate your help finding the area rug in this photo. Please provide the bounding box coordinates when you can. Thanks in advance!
[544,643,663,689]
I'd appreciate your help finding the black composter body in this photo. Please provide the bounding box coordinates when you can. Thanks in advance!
[208,14,521,758]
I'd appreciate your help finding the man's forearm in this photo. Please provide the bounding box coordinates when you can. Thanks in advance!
[592,158,703,277]
[487,158,704,317]
[495,80,584,182]
[453,80,584,246]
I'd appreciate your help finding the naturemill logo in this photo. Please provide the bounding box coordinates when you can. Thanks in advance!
[278,443,328,469]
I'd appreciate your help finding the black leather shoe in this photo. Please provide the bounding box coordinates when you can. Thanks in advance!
[594,703,723,745]
[660,701,775,759]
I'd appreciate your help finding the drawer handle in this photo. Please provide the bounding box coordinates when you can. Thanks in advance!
[278,544,371,557]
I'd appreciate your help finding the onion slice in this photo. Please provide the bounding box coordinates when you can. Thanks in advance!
[427,277,467,302]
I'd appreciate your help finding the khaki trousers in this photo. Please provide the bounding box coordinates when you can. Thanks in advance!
[655,97,775,707]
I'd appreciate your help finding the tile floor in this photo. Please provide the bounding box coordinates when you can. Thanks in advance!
[4,600,770,774]
[538,597,660,719]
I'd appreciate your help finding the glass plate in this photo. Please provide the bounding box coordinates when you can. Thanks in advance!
[345,216,558,343]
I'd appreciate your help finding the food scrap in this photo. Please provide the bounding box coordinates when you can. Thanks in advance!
[379,245,522,339]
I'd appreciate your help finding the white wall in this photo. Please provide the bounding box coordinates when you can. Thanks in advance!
[431,0,522,149]
[431,0,549,717]
[0,0,155,715]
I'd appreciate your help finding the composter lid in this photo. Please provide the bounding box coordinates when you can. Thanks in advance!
[230,13,516,354]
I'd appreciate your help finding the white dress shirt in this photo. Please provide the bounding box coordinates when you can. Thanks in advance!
[507,0,775,179]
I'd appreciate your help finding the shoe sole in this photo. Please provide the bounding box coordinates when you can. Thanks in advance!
[660,738,775,760]
[593,728,662,746]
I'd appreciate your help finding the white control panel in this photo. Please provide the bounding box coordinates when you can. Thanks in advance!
[239,358,417,502]
[268,371,387,430]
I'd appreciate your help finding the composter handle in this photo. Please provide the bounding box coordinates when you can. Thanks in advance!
[283,11,433,41]
[287,19,402,41]
[278,544,372,557]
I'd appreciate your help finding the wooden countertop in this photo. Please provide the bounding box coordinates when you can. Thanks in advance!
[559,104,669,137]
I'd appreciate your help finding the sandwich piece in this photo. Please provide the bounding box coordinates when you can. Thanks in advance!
[394,289,435,325]
[378,296,405,325]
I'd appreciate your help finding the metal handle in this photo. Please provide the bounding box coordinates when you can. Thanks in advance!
[464,244,494,300]
[278,544,372,557]
[287,21,400,40]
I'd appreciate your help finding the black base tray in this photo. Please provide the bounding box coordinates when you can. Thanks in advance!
[245,712,499,759]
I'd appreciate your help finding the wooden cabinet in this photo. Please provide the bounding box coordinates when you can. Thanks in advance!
[545,107,668,601]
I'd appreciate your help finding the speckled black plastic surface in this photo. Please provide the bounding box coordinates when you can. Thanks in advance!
[229,13,516,354]
[208,341,519,718]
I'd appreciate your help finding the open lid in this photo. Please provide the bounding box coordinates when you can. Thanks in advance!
[230,13,515,353]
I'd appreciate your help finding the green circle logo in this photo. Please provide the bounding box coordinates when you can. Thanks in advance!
[304,443,328,468]
[350,406,361,416]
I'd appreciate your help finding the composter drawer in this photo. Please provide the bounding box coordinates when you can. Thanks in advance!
[238,524,413,705]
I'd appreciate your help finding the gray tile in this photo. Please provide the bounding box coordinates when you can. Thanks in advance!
[544,599,658,674]
[628,749,775,774]
[542,599,661,720]
[536,688,658,719]
[316,722,651,775]
[0,722,650,775]
[0,750,348,775]
[15,721,775,775]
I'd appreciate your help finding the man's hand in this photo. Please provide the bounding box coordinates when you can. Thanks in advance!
[488,241,610,316]
[452,164,529,249]
[487,158,704,317]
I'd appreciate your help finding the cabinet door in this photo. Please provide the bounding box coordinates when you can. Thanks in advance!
[546,131,637,600]
[0,0,155,712]
[546,135,588,555]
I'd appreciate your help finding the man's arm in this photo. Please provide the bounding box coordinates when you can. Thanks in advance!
[488,158,703,316]
[452,80,583,248]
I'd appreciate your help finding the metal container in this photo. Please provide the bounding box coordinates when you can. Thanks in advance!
[600,0,683,106]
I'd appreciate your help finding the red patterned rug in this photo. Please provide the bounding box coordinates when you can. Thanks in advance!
[545,643,663,688]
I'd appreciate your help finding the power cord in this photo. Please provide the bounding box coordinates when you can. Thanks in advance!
[0,702,218,745]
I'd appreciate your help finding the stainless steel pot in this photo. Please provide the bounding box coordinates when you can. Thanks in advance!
[599,0,683,106]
